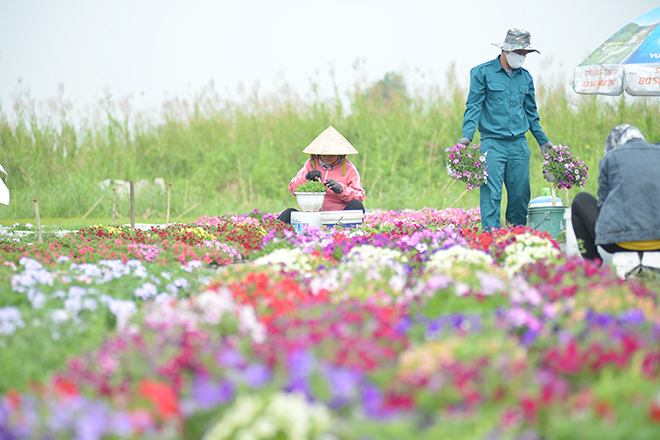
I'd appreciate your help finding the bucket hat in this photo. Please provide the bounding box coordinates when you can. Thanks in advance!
[492,28,539,53]
[302,126,359,155]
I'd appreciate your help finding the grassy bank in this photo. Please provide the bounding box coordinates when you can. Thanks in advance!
[1,77,658,222]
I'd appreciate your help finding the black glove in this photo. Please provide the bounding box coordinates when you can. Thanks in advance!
[324,179,343,194]
[540,142,553,152]
[458,138,471,146]
[305,170,322,181]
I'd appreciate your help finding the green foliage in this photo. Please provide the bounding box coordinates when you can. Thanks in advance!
[294,180,327,193]
[366,71,408,101]
[1,74,659,222]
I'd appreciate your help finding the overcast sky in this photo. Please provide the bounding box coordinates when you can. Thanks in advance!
[0,0,658,121]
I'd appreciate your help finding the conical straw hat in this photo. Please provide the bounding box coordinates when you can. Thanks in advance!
[302,126,359,155]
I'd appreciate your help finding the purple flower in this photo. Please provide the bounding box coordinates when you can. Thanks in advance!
[243,364,271,389]
[74,402,109,440]
[521,328,538,346]
[326,367,361,400]
[619,309,645,325]
[288,350,315,379]
[192,376,234,409]
[395,316,412,334]
[285,376,311,398]
[215,348,244,368]
[586,311,615,327]
[107,413,133,438]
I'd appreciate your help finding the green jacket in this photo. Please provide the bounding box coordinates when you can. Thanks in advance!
[462,57,548,146]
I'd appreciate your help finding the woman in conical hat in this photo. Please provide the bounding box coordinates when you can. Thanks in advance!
[277,126,366,224]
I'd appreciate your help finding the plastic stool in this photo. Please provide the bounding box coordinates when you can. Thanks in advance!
[612,251,660,278]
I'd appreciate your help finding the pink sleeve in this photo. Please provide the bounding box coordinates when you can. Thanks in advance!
[336,162,365,203]
[288,160,314,195]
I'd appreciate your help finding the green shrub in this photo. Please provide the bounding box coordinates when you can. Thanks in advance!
[295,181,327,193]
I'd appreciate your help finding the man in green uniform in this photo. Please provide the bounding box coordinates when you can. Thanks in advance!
[459,28,553,230]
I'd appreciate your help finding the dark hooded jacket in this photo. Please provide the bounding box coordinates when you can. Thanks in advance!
[595,138,660,244]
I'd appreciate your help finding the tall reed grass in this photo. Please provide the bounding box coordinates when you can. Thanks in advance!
[1,74,658,223]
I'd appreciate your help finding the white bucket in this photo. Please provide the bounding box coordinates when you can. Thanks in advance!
[291,211,322,233]
[320,210,364,229]
[563,208,580,256]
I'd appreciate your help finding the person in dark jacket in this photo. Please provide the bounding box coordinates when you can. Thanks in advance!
[571,124,660,263]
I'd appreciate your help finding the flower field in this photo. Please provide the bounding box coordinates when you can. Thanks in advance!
[1,208,659,440]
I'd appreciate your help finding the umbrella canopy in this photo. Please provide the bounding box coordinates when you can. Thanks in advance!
[573,8,660,96]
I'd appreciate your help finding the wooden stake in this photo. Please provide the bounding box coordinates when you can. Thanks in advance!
[564,187,570,208]
[82,195,105,220]
[112,188,117,226]
[427,129,437,192]
[551,184,557,206]
[33,198,42,243]
[448,188,469,208]
[237,159,247,204]
[166,183,172,226]
[130,180,135,230]
[177,202,199,219]
[20,166,35,186]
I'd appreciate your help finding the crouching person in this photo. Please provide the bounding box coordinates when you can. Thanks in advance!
[278,126,365,224]
[571,124,660,264]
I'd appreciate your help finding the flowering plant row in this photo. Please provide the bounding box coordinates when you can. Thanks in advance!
[1,209,659,440]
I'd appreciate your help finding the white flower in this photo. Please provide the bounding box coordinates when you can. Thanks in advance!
[454,282,471,297]
[425,246,494,270]
[19,257,43,271]
[83,298,98,311]
[64,297,82,313]
[174,277,190,289]
[500,233,560,278]
[25,223,33,229]
[252,248,314,277]
[135,282,158,300]
[181,259,204,273]
[28,291,47,309]
[195,288,234,325]
[0,306,25,336]
[342,245,408,271]
[49,309,70,324]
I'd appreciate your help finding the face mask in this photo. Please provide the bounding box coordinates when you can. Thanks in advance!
[505,51,526,69]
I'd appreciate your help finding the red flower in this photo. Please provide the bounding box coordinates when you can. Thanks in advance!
[52,375,80,399]
[650,398,660,424]
[136,379,179,419]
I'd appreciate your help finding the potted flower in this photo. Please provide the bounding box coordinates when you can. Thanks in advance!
[542,144,589,206]
[445,143,488,190]
[294,180,327,212]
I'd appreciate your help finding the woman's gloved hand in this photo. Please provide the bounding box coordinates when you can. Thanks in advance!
[324,179,343,194]
[543,171,557,183]
[305,170,322,181]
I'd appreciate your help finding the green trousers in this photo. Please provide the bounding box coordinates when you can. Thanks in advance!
[479,136,531,230]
